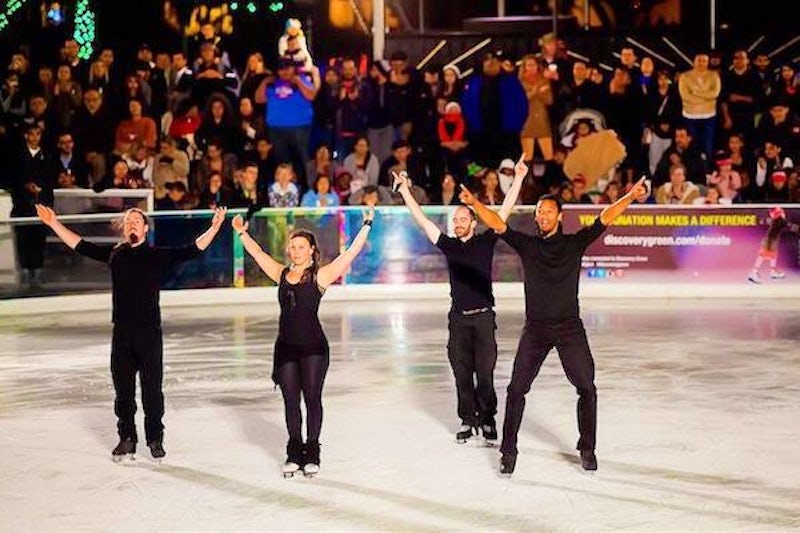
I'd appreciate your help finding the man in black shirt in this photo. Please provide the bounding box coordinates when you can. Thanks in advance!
[35,204,227,462]
[394,157,527,444]
[460,177,648,474]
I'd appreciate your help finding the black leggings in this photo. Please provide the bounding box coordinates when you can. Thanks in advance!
[276,354,329,443]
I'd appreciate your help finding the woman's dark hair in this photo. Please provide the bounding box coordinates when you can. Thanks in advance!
[288,230,320,281]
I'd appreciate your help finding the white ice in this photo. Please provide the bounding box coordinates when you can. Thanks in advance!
[1,297,799,531]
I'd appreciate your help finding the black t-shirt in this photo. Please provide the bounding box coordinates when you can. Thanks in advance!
[75,240,201,326]
[500,218,606,322]
[436,231,498,311]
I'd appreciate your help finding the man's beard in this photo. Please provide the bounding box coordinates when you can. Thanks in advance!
[129,233,139,244]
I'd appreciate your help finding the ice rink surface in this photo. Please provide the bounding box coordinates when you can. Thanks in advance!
[1,297,799,532]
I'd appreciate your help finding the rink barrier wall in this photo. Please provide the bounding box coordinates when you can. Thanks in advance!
[2,282,799,317]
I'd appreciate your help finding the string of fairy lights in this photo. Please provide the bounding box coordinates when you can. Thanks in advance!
[0,0,284,55]
[73,0,96,60]
[0,0,27,33]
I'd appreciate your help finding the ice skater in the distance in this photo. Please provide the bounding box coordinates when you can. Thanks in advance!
[232,206,374,478]
[459,177,648,475]
[36,204,228,463]
[748,206,799,284]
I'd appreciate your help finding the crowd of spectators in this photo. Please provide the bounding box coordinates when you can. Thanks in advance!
[2,19,799,227]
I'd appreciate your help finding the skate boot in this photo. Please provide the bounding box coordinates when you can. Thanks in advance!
[481,424,498,445]
[148,439,166,462]
[282,438,304,478]
[303,441,320,477]
[770,269,786,280]
[500,452,517,475]
[747,271,762,284]
[111,437,136,463]
[580,450,598,471]
[455,424,477,444]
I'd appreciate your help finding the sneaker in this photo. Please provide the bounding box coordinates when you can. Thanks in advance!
[580,450,597,471]
[111,437,136,463]
[770,270,786,279]
[747,271,762,284]
[500,452,517,475]
[148,440,166,461]
[481,424,498,443]
[456,424,476,443]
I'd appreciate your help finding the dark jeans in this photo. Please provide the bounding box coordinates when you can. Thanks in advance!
[270,126,312,189]
[110,324,164,443]
[277,354,329,444]
[14,224,46,270]
[501,318,597,456]
[447,309,498,427]
[686,116,717,159]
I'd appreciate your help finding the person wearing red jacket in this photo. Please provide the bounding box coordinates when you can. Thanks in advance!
[438,101,468,179]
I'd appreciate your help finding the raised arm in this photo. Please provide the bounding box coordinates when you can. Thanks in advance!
[36,204,82,249]
[393,170,441,243]
[317,207,374,288]
[459,185,508,233]
[194,207,227,251]
[599,177,648,226]
[232,214,284,283]
[497,154,528,222]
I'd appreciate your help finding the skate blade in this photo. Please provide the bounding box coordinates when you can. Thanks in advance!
[303,466,320,478]
[112,453,136,465]
[484,438,498,447]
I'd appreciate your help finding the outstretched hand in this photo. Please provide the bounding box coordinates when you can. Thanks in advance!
[210,206,228,229]
[514,153,528,178]
[35,204,57,227]
[232,214,249,234]
[391,169,410,191]
[458,184,477,206]
[628,177,649,202]
[363,205,375,223]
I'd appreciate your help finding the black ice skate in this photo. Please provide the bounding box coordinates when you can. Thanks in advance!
[500,452,517,475]
[148,439,166,462]
[455,424,477,444]
[580,450,597,471]
[111,437,136,463]
[282,438,304,478]
[303,441,320,478]
[481,424,498,445]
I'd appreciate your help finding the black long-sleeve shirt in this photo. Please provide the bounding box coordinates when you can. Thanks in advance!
[75,240,201,326]
[500,218,606,322]
[436,231,498,312]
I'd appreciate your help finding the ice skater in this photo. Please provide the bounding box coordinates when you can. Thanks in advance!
[35,204,227,462]
[232,207,374,477]
[393,158,527,445]
[748,206,799,284]
[459,177,648,474]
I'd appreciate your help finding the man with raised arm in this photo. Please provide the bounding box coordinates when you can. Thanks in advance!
[459,178,648,474]
[36,204,227,463]
[394,156,527,445]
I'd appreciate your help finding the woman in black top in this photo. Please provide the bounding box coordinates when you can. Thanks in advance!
[232,208,375,477]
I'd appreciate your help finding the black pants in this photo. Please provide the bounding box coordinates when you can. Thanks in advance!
[501,318,597,456]
[276,354,329,444]
[110,324,164,443]
[448,310,498,427]
[15,225,46,270]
